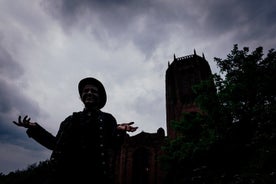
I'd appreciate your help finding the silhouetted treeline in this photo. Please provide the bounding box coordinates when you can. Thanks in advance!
[0,160,52,184]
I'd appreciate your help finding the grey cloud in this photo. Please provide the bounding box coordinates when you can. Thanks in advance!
[134,92,164,118]
[0,78,43,150]
[0,45,24,80]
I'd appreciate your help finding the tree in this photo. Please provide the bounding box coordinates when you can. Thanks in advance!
[161,44,276,184]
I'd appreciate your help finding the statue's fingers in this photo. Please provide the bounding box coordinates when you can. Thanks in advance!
[13,121,19,126]
[128,122,134,125]
[23,115,28,122]
[18,115,22,123]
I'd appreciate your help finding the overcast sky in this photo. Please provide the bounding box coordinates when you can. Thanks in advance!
[0,0,275,174]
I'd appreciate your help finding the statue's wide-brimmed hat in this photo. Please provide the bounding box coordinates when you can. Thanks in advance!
[78,77,107,109]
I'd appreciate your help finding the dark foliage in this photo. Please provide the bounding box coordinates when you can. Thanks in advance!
[0,160,52,184]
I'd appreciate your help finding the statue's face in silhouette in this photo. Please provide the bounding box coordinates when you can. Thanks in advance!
[81,84,100,109]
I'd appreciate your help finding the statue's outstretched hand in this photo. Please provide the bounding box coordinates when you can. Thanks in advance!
[117,122,138,132]
[13,115,37,128]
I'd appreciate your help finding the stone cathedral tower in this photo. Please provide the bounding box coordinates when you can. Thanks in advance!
[165,50,213,138]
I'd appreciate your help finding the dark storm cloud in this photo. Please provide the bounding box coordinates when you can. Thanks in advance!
[41,0,144,27]
[0,78,43,149]
[42,0,193,27]
[202,0,276,42]
[41,0,196,56]
[42,0,276,52]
